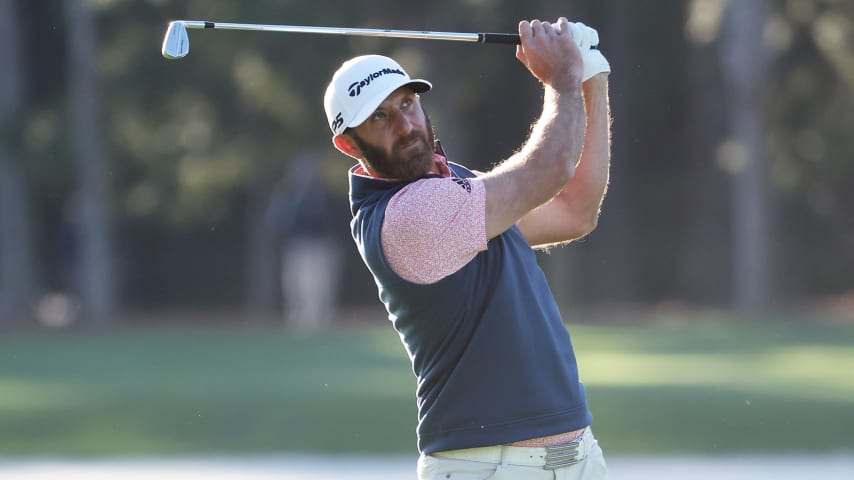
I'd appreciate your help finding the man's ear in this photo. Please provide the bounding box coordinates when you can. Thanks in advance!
[333,133,379,177]
[333,134,361,160]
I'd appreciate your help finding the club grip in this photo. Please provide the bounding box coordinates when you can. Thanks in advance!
[479,33,521,45]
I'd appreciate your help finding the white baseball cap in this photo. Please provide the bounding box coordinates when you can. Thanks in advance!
[324,55,431,137]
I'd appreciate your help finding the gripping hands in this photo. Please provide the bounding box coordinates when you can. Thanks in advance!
[516,18,610,89]
[569,22,611,81]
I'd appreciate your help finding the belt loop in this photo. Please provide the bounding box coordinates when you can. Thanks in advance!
[580,427,590,456]
[499,445,510,466]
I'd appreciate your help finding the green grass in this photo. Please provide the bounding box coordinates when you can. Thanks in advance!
[571,321,854,453]
[1,318,853,456]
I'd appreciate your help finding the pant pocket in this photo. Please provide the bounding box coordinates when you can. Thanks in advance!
[418,455,499,480]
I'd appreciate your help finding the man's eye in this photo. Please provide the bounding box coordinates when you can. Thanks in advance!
[372,112,386,121]
[402,99,413,108]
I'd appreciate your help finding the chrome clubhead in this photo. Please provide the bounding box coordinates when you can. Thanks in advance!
[162,21,190,59]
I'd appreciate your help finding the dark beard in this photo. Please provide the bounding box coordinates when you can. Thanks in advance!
[350,114,437,182]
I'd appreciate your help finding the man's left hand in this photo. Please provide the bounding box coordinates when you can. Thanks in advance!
[571,22,611,81]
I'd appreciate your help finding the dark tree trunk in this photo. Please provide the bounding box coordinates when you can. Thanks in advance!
[64,0,115,324]
[719,0,773,313]
[0,0,35,325]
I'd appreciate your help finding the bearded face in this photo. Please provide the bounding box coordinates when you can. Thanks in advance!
[349,112,437,182]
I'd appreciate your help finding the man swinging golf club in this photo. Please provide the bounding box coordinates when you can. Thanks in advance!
[325,17,612,479]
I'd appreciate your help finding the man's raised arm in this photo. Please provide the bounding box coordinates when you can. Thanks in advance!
[479,17,587,240]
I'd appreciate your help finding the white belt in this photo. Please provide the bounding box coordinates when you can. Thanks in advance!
[432,428,590,470]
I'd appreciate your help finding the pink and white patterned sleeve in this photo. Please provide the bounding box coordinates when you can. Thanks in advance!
[381,177,487,284]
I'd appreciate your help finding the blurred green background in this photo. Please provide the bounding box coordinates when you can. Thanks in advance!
[2,317,853,456]
[1,0,854,459]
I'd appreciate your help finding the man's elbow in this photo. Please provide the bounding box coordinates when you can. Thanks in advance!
[570,213,599,239]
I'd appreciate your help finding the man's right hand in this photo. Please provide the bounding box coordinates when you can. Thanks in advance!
[515,17,584,91]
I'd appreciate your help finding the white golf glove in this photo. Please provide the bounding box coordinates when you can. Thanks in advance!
[569,22,610,81]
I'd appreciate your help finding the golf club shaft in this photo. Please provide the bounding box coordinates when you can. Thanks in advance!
[176,20,521,45]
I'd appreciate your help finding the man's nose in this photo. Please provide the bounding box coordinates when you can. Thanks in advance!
[392,111,414,135]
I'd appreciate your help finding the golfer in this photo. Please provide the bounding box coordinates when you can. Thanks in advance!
[324,17,611,479]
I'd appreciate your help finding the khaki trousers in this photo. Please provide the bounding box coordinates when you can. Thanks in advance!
[417,428,608,480]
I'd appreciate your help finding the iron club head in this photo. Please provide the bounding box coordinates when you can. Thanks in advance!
[162,21,190,59]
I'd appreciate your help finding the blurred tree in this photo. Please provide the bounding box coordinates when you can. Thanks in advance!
[8,0,847,322]
[581,0,644,307]
[769,0,854,300]
[681,0,731,306]
[719,0,774,313]
[0,0,35,324]
[64,0,115,324]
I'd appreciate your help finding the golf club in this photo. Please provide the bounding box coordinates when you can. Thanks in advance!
[161,20,521,59]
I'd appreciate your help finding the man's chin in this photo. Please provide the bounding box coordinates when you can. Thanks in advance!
[366,147,434,181]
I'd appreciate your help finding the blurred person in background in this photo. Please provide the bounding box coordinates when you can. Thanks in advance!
[267,151,342,330]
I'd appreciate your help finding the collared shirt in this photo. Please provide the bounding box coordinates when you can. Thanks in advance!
[348,158,592,454]
[351,154,488,284]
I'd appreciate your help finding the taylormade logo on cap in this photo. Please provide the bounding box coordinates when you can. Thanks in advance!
[348,67,406,97]
[324,55,431,136]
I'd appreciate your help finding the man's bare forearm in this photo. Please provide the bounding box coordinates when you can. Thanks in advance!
[482,85,585,238]
[495,85,586,192]
[480,18,587,239]
[554,74,611,233]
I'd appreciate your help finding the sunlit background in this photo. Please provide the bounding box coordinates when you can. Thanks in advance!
[1,0,853,477]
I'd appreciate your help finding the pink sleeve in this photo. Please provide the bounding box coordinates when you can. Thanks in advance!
[381,177,487,284]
